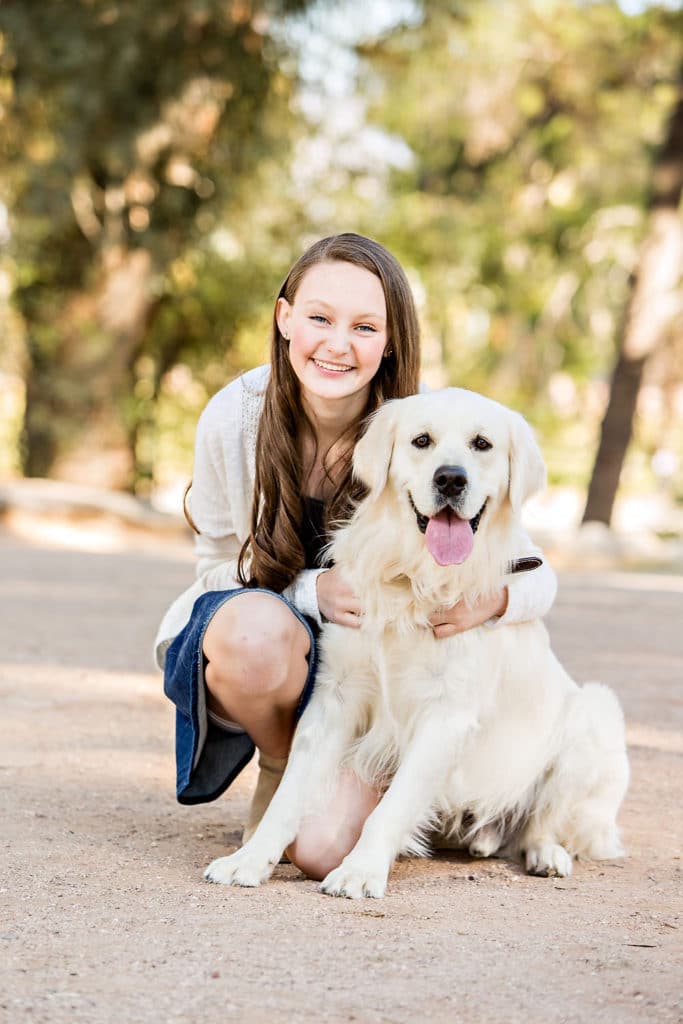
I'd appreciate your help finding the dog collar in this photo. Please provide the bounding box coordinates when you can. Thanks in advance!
[506,556,543,575]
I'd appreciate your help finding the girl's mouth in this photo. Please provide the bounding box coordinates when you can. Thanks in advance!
[312,359,354,374]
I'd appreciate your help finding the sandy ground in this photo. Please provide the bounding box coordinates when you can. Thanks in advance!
[1,519,682,1024]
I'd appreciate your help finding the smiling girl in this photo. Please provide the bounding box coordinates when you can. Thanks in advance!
[156,233,557,879]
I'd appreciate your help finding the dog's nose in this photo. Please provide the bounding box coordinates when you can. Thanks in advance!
[433,465,468,498]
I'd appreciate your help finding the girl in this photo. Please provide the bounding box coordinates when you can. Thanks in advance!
[156,233,557,880]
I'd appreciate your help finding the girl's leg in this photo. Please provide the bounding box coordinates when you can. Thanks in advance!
[202,591,380,879]
[287,769,382,881]
[202,591,310,759]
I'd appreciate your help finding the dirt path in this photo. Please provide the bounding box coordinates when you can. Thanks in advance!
[1,523,681,1023]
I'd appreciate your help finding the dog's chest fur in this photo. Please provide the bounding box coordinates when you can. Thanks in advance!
[319,623,505,777]
[318,612,569,809]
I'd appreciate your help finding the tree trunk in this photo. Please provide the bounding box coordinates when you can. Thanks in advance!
[582,73,683,525]
[22,246,153,491]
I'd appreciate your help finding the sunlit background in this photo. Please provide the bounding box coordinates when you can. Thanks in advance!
[0,0,681,549]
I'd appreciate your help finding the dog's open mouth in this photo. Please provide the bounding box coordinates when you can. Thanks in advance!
[409,496,488,566]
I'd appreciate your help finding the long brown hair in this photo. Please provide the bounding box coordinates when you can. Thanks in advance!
[238,233,421,592]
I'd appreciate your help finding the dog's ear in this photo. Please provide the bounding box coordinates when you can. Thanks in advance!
[353,401,400,500]
[508,410,546,511]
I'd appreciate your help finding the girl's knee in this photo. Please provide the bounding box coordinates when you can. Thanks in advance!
[287,772,381,882]
[203,592,310,701]
[288,827,351,883]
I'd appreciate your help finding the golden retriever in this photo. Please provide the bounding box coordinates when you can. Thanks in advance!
[205,388,629,898]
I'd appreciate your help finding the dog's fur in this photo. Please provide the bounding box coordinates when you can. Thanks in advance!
[205,388,629,897]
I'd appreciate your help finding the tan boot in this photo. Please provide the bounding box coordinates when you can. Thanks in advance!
[242,753,288,844]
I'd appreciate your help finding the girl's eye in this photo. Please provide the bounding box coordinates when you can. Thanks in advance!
[357,324,377,333]
[471,435,492,451]
[310,315,329,324]
[411,433,433,449]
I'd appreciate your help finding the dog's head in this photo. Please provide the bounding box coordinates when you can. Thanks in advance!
[353,388,545,566]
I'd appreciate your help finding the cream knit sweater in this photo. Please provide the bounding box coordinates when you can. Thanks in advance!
[154,364,557,669]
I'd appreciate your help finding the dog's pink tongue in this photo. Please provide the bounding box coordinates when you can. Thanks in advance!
[425,508,474,565]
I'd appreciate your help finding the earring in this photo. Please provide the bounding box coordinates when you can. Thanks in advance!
[283,331,289,340]
[384,347,393,358]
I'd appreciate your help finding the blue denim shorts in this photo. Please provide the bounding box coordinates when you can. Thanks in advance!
[163,588,319,805]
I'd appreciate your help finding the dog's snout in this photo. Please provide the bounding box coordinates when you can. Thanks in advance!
[433,464,468,498]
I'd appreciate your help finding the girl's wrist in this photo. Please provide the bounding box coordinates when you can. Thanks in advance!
[494,587,509,619]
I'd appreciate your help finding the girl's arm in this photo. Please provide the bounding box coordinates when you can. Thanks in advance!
[488,553,557,626]
[155,377,327,666]
[188,397,243,590]
[191,394,328,623]
[429,536,557,639]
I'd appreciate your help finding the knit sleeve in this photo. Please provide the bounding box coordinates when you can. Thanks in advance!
[186,381,246,590]
[187,368,327,620]
[486,534,557,628]
[282,568,327,625]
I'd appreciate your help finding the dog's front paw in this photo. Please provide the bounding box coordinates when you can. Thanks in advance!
[525,842,572,878]
[204,847,275,888]
[320,860,388,899]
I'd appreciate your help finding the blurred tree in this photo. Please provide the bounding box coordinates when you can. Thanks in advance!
[293,0,682,502]
[583,69,683,525]
[0,0,310,491]
[353,0,682,402]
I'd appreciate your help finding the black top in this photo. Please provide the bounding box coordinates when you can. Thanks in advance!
[301,496,328,569]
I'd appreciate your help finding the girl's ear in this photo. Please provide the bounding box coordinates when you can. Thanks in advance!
[275,297,291,339]
[507,410,546,512]
[353,401,399,500]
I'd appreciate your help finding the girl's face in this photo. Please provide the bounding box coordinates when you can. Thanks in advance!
[276,260,389,417]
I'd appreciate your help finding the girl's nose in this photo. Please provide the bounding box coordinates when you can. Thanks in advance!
[326,326,351,354]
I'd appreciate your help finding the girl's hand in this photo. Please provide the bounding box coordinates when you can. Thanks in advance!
[316,566,362,628]
[429,588,508,639]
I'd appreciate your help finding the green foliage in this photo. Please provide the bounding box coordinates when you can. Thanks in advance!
[357,0,682,414]
[0,0,312,487]
[1,0,682,504]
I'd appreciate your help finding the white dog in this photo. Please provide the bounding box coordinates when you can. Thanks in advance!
[205,388,629,898]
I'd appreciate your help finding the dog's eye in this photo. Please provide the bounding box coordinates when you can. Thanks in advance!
[411,433,433,450]
[471,435,492,452]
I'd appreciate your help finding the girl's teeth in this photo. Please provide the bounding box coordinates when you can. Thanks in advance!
[315,360,351,371]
